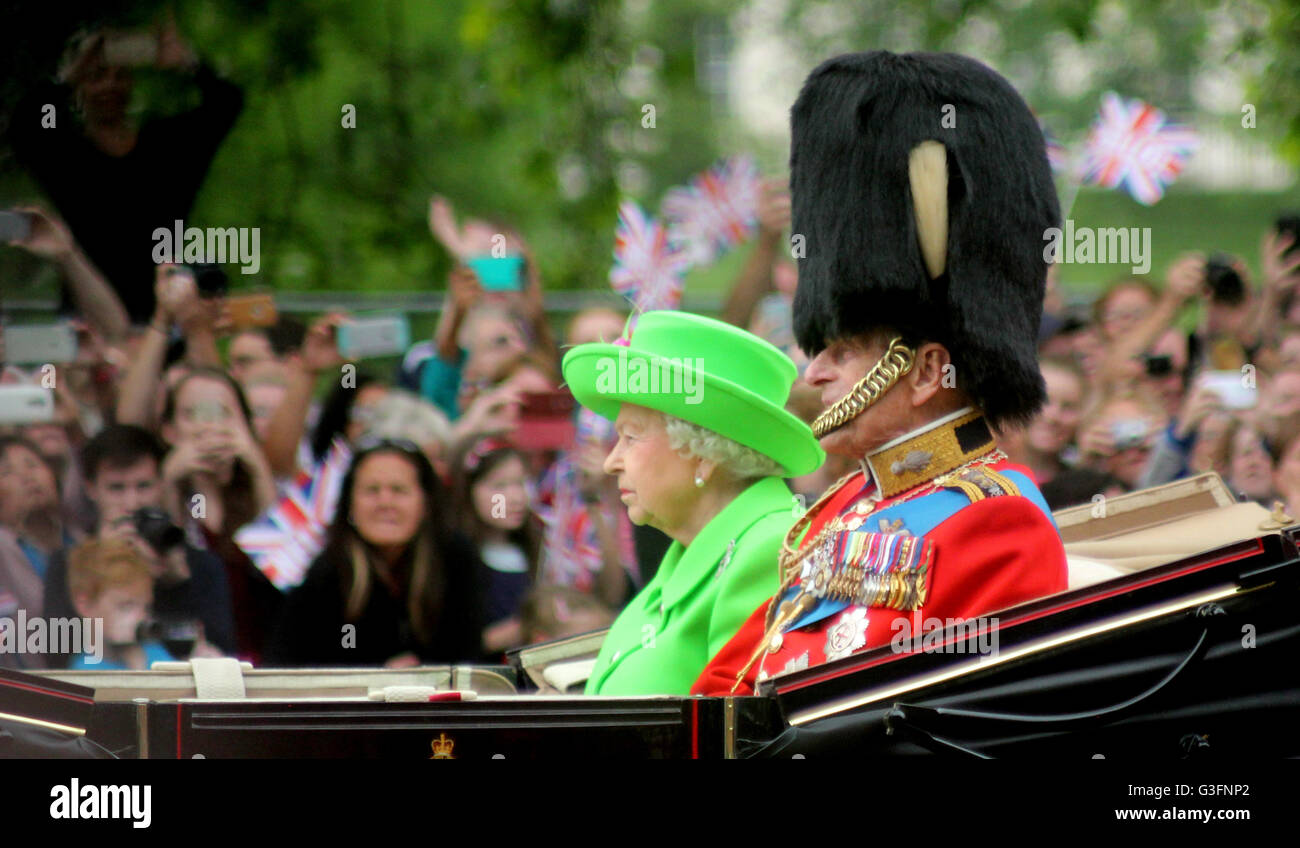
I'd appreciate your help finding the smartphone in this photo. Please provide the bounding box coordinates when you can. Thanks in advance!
[337,314,411,360]
[467,256,525,292]
[512,390,577,452]
[224,293,278,330]
[1198,370,1257,410]
[102,32,158,66]
[2,324,78,364]
[0,385,55,424]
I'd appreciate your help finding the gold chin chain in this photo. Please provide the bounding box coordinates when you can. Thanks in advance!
[811,338,916,439]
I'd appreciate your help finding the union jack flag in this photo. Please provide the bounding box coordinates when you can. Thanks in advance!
[1080,93,1197,206]
[661,155,760,265]
[610,200,690,315]
[234,439,352,590]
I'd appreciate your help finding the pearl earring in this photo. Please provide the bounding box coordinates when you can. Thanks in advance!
[694,473,705,488]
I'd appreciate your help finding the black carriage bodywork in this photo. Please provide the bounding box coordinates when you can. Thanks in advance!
[8,528,1300,759]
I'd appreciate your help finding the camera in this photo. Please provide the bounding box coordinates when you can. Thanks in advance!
[1205,254,1245,306]
[166,262,228,298]
[137,617,200,659]
[132,507,184,554]
[1110,418,1150,452]
[1141,353,1173,378]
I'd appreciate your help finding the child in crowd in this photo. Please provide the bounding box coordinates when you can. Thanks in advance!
[454,440,540,655]
[67,537,175,670]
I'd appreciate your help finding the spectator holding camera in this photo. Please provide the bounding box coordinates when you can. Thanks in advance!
[1076,392,1168,493]
[2,206,129,342]
[159,368,275,537]
[41,425,234,663]
[117,264,226,429]
[1094,259,1202,393]
[10,18,243,323]
[407,194,557,416]
[159,367,277,658]
[265,439,484,667]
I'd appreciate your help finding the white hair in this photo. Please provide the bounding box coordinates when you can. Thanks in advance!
[361,390,453,451]
[662,414,784,481]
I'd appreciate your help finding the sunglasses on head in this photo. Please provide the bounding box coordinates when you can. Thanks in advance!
[353,436,422,456]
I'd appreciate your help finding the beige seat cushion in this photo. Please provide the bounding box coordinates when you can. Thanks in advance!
[1064,501,1274,589]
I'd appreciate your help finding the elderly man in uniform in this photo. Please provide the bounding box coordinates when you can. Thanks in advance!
[693,51,1069,695]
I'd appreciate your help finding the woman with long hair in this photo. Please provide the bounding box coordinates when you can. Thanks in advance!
[265,439,483,666]
[452,440,541,655]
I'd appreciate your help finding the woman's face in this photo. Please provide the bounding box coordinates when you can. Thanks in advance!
[1229,426,1274,501]
[170,376,244,444]
[1027,365,1083,456]
[0,444,58,527]
[472,454,530,531]
[603,404,697,534]
[345,384,390,444]
[1100,285,1155,341]
[350,452,426,552]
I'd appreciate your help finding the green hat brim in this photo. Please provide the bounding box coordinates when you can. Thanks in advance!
[562,343,825,477]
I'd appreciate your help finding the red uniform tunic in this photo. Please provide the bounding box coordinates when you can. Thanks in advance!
[692,414,1068,696]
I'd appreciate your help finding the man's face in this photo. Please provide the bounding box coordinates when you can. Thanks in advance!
[228,332,275,384]
[89,458,163,528]
[802,334,914,458]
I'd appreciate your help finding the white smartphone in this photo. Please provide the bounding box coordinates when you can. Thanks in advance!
[2,324,78,364]
[1198,370,1257,410]
[337,315,410,360]
[0,385,55,424]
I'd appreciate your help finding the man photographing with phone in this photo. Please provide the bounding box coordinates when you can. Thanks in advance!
[9,15,244,323]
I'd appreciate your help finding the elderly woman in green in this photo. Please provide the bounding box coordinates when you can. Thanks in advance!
[561,311,823,695]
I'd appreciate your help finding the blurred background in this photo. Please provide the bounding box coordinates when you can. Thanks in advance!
[2,0,1298,314]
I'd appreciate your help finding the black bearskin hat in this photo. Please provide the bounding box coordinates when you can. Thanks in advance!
[790,51,1060,428]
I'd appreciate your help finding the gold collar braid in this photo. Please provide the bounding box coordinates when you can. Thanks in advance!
[811,338,916,438]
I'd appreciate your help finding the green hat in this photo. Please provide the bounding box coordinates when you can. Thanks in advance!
[561,311,824,476]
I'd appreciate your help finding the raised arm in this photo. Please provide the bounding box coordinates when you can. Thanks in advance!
[5,207,129,342]
[116,267,191,426]
[721,178,790,328]
[261,313,346,476]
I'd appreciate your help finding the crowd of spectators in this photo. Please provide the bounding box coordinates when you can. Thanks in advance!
[5,23,1300,674]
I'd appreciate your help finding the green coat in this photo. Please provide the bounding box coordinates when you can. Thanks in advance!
[585,476,792,696]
